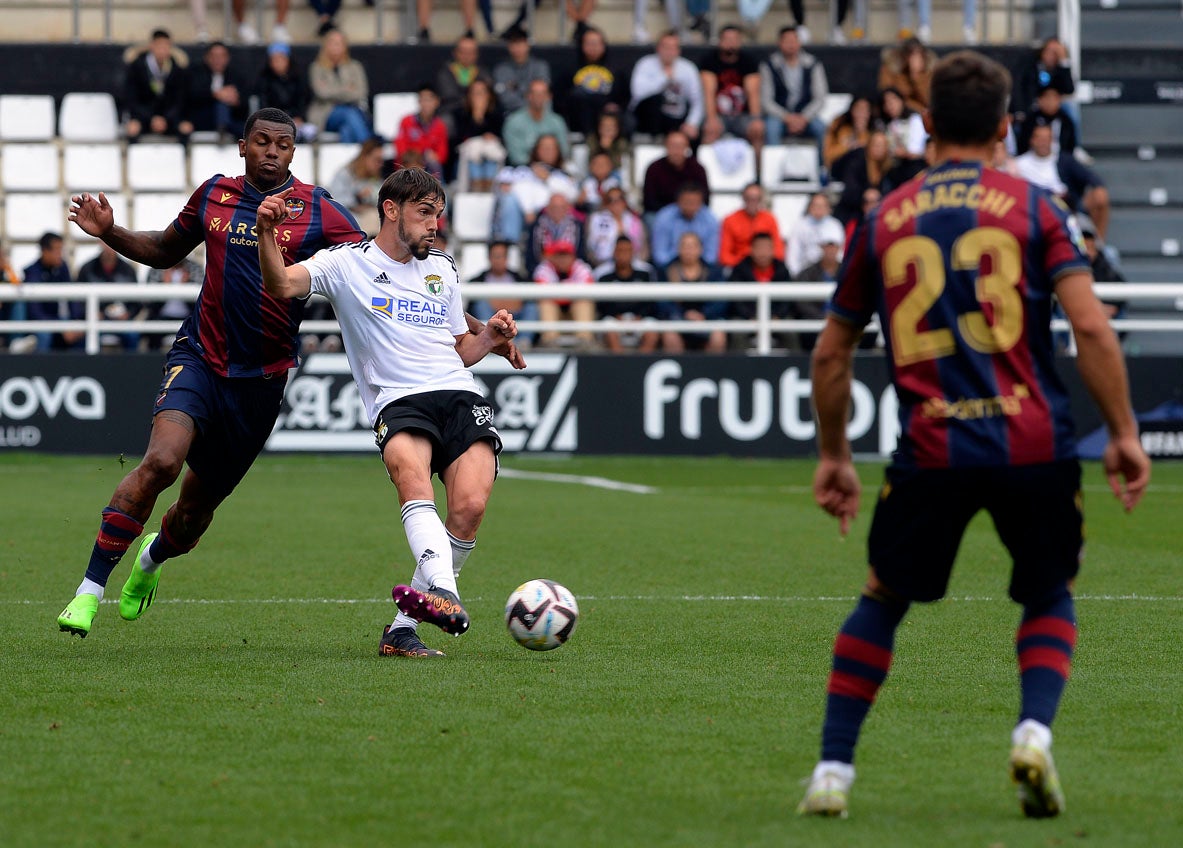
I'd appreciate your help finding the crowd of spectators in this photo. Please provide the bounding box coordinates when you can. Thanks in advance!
[2,22,1123,355]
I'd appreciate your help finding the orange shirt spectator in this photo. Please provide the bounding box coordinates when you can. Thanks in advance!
[719,184,784,268]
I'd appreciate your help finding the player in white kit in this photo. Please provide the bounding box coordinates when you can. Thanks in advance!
[257,167,524,657]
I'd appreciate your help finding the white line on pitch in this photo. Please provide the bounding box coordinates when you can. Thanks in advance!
[497,467,658,494]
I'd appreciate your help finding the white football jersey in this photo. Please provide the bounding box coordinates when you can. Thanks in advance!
[303,241,481,424]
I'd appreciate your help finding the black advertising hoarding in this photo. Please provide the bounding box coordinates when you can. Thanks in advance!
[2,353,1180,459]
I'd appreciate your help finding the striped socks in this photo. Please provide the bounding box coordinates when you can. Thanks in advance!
[1016,590,1077,726]
[83,506,145,588]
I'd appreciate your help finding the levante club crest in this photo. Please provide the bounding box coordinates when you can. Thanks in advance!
[285,197,306,221]
[424,274,443,295]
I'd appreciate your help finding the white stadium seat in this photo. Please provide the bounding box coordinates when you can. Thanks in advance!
[189,144,243,180]
[63,144,123,192]
[450,192,496,243]
[290,144,315,185]
[131,192,189,232]
[771,193,812,237]
[819,93,854,128]
[0,95,56,141]
[4,193,68,241]
[1,143,61,191]
[9,242,41,273]
[760,144,822,193]
[126,143,187,191]
[709,192,743,221]
[58,92,120,142]
[697,140,757,193]
[372,92,418,140]
[317,142,360,186]
[631,143,664,190]
[458,242,489,280]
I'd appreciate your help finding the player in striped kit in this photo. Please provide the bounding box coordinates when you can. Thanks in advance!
[799,52,1150,819]
[256,167,524,658]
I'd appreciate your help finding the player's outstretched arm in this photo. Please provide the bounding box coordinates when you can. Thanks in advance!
[810,316,864,535]
[256,188,312,300]
[69,192,197,268]
[1056,272,1150,511]
[456,309,524,367]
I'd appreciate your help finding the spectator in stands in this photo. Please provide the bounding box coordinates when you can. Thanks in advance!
[586,186,648,267]
[310,1,342,36]
[655,231,727,353]
[1014,37,1075,127]
[576,152,621,214]
[142,258,202,352]
[327,138,385,236]
[23,233,81,352]
[760,25,828,150]
[253,42,314,141]
[503,79,570,167]
[586,109,631,171]
[0,244,29,353]
[76,243,141,353]
[526,192,585,272]
[533,240,597,349]
[436,36,491,122]
[395,85,449,181]
[699,25,765,159]
[467,240,536,345]
[720,182,784,269]
[877,36,935,113]
[308,28,372,143]
[737,0,805,43]
[879,86,927,182]
[1078,214,1126,320]
[451,77,506,193]
[642,129,710,217]
[833,130,895,224]
[895,0,933,43]
[727,232,794,349]
[558,26,627,137]
[416,0,486,43]
[229,0,290,44]
[822,95,873,171]
[186,41,248,139]
[1015,85,1077,156]
[629,31,704,139]
[493,134,579,243]
[595,235,660,353]
[789,216,845,350]
[844,186,880,242]
[651,183,720,269]
[493,26,552,115]
[123,29,194,144]
[1015,123,1110,239]
[991,138,1021,177]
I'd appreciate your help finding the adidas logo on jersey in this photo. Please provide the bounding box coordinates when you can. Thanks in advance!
[373,272,391,286]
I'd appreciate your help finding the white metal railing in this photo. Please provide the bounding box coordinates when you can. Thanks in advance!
[1,281,1179,356]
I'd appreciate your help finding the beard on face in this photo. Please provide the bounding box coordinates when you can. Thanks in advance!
[398,218,433,260]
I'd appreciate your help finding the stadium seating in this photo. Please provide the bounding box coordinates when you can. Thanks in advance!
[1105,208,1183,257]
[57,93,120,142]
[71,193,129,240]
[0,94,56,141]
[760,145,823,193]
[630,143,664,191]
[131,192,190,231]
[189,144,243,180]
[771,193,811,237]
[709,192,743,221]
[372,92,419,142]
[4,193,68,241]
[317,143,360,186]
[458,242,489,280]
[126,143,187,191]
[63,144,123,193]
[697,141,758,194]
[2,143,61,191]
[289,144,316,185]
[450,192,496,243]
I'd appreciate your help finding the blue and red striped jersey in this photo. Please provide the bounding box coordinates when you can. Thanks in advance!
[171,173,364,377]
[829,159,1091,468]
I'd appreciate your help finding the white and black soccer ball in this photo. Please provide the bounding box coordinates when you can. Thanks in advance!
[505,579,579,651]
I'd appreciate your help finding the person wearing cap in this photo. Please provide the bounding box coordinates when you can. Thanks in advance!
[253,42,315,141]
[533,240,597,349]
[525,192,584,273]
[793,218,849,351]
[786,192,843,276]
[492,26,552,115]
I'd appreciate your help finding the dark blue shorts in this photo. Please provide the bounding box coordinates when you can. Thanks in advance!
[152,344,287,500]
[867,460,1084,604]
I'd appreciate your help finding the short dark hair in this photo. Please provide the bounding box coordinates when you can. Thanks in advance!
[928,50,1012,146]
[489,240,513,253]
[243,108,297,140]
[778,25,799,38]
[615,235,634,245]
[750,232,774,244]
[419,82,438,97]
[39,232,62,250]
[718,24,742,38]
[151,29,170,41]
[377,167,445,220]
[677,182,705,198]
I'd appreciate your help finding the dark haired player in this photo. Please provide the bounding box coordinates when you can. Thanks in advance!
[257,168,523,658]
[55,108,367,637]
[799,52,1150,818]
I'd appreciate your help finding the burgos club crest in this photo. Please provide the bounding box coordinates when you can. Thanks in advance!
[285,197,306,221]
[424,274,443,295]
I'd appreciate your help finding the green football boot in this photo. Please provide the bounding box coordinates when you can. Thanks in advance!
[119,533,161,621]
[57,593,100,637]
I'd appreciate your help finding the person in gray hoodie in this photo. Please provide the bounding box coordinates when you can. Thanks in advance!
[760,24,829,149]
[492,26,551,114]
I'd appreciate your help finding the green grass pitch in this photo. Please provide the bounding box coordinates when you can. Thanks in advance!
[1,453,1180,847]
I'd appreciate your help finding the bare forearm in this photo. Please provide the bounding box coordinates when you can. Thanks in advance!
[258,228,291,298]
[1074,324,1138,439]
[103,225,190,268]
[811,324,858,459]
[456,333,495,366]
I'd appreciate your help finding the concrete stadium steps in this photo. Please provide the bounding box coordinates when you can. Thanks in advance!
[1080,10,1183,48]
[1105,207,1183,258]
[1118,257,1183,284]
[1092,157,1183,208]
[1080,104,1183,154]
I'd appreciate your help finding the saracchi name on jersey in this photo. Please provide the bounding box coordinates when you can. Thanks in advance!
[302,242,484,426]
[830,160,1091,470]
[170,173,364,378]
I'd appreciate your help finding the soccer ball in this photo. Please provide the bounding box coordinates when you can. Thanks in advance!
[505,579,579,651]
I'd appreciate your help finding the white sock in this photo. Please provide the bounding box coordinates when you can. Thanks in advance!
[391,571,432,631]
[139,540,163,574]
[77,578,104,601]
[447,530,475,579]
[814,760,856,783]
[401,500,456,594]
[1013,719,1053,749]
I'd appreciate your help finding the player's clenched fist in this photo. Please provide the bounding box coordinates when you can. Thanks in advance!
[256,187,293,232]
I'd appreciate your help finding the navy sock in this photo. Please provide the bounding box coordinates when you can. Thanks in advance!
[84,507,145,586]
[1016,589,1076,726]
[147,517,197,565]
[821,592,910,764]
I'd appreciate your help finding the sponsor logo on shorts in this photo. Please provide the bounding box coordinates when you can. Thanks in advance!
[472,405,495,426]
[424,274,443,295]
